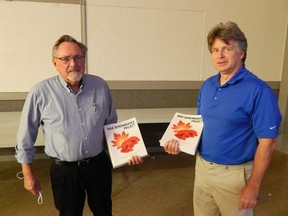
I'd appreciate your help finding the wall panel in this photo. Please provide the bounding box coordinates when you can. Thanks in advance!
[0,1,81,92]
[86,4,205,81]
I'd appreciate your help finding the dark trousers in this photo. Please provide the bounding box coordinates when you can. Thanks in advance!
[50,151,112,216]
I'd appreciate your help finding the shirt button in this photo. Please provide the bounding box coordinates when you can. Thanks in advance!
[82,123,85,126]
[79,108,82,112]
[84,137,87,140]
[214,97,217,100]
[218,88,221,91]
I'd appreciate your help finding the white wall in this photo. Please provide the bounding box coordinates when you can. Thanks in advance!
[0,1,81,92]
[86,4,205,81]
[0,0,287,92]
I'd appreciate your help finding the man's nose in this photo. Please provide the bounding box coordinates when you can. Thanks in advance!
[218,50,225,58]
[69,57,77,65]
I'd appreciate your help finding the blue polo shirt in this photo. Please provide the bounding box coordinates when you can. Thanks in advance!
[197,66,282,165]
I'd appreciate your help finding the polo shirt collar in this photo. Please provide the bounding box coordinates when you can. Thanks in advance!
[215,65,248,87]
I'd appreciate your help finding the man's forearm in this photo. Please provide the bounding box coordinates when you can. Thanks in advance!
[247,138,276,191]
[22,163,34,177]
[238,138,276,209]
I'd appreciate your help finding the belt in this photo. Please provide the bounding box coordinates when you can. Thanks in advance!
[52,151,105,167]
[197,153,253,168]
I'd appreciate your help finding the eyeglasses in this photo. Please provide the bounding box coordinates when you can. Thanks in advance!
[54,55,85,64]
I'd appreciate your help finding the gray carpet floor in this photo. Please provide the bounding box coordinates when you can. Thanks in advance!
[0,151,287,216]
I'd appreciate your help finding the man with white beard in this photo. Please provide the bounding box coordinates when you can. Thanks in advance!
[15,35,143,216]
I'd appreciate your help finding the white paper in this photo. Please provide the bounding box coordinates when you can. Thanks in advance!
[160,112,203,155]
[104,117,148,168]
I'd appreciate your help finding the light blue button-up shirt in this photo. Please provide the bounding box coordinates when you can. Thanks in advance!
[15,74,117,163]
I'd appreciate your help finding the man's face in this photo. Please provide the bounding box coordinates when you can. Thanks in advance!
[52,42,85,85]
[211,38,245,76]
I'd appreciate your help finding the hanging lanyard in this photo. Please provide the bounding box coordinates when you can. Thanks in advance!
[16,171,43,204]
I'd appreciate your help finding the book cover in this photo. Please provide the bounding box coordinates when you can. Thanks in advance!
[104,117,148,168]
[160,112,203,155]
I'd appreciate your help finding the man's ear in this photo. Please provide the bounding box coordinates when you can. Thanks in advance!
[52,58,57,67]
[241,51,246,60]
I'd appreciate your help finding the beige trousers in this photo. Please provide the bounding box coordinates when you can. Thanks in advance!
[193,154,253,216]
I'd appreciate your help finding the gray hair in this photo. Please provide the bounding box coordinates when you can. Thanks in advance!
[52,35,88,57]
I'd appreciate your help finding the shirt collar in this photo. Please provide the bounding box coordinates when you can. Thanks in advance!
[214,65,248,87]
[58,75,85,93]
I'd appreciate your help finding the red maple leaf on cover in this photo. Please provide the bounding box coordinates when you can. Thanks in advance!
[172,120,198,140]
[111,131,140,153]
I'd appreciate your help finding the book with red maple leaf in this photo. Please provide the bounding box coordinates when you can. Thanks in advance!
[104,117,148,168]
[160,112,203,155]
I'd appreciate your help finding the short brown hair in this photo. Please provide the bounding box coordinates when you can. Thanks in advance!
[207,22,248,63]
[52,35,88,57]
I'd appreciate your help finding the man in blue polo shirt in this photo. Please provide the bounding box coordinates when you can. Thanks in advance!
[164,21,282,216]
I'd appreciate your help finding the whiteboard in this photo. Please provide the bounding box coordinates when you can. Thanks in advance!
[86,4,205,81]
[0,1,81,92]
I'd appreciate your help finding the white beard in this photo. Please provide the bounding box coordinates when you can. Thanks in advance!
[67,71,83,82]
